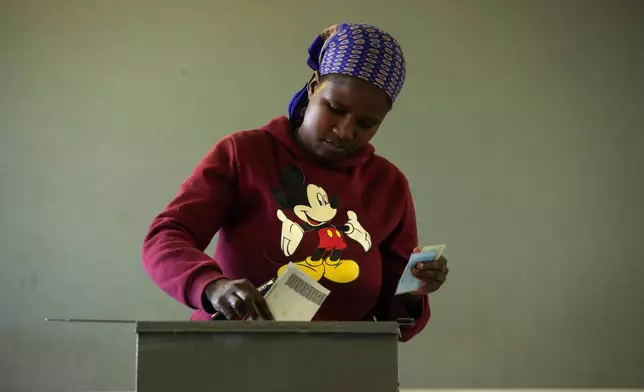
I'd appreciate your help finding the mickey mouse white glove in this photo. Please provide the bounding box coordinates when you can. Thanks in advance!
[276,209,304,257]
[345,210,372,252]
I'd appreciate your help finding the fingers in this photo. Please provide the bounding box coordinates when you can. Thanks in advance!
[236,290,260,320]
[414,261,449,274]
[252,290,274,320]
[240,280,273,320]
[211,279,274,321]
[213,297,238,320]
[414,256,448,271]
[412,256,449,282]
[412,269,447,282]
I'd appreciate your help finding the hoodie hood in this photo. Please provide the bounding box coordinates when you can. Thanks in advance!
[262,116,375,169]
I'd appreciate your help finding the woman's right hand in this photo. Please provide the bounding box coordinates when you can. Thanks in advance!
[205,278,274,320]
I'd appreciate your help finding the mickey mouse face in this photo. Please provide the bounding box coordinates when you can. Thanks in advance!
[293,184,337,226]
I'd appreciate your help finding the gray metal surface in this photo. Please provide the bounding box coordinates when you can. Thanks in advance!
[135,321,399,392]
[135,320,398,334]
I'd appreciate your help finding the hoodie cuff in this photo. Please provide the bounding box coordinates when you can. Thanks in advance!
[392,295,431,342]
[187,269,226,314]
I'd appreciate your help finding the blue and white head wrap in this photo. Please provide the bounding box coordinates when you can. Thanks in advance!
[288,23,407,124]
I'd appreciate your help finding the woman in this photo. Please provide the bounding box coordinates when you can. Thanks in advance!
[142,22,449,342]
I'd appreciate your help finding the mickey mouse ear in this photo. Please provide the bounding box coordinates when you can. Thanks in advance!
[278,166,305,187]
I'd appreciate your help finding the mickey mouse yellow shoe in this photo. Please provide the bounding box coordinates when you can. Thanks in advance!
[323,259,359,283]
[278,257,325,282]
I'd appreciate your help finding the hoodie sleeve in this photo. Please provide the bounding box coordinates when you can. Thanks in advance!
[142,136,238,313]
[375,184,430,342]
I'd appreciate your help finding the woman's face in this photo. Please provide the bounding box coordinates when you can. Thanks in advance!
[296,74,391,162]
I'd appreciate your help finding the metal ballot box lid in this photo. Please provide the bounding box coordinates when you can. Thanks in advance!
[135,320,399,392]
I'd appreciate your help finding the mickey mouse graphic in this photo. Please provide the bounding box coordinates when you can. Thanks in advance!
[272,166,372,283]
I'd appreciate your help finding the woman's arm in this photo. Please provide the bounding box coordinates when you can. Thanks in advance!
[374,185,431,342]
[142,136,238,313]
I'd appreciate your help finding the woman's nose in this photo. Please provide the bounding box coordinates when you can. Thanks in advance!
[333,118,355,140]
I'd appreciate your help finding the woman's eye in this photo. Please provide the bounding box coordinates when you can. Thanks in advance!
[328,103,346,115]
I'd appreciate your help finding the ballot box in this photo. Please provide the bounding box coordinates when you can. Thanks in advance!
[135,320,400,392]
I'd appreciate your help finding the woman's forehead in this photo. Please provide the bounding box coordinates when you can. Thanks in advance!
[321,76,391,116]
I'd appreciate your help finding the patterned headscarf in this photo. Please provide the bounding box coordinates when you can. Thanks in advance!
[288,23,407,124]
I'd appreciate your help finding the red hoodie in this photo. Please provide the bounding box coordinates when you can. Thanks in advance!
[142,116,430,341]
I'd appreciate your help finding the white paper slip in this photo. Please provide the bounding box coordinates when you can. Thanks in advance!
[395,244,446,295]
[264,262,331,321]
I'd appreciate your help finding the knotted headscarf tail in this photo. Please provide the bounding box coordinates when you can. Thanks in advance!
[288,23,407,125]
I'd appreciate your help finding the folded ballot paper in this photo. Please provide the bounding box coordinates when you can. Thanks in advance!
[263,263,330,321]
[395,244,446,295]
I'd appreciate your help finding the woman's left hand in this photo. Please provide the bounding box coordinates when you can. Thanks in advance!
[410,247,449,295]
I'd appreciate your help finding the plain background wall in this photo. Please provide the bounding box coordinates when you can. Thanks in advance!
[1,0,643,391]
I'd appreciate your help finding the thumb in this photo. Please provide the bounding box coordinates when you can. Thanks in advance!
[347,210,357,220]
[276,209,287,222]
[412,247,421,253]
